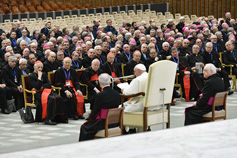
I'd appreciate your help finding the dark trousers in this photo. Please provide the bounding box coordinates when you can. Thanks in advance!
[217,70,230,90]
[9,87,24,109]
[0,87,12,111]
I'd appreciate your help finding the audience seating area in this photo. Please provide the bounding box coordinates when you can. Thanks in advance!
[1,9,199,37]
[0,0,94,14]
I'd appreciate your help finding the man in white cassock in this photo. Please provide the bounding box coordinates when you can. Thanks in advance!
[122,64,148,112]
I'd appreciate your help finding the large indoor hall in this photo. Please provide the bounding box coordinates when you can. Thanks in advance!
[0,0,237,157]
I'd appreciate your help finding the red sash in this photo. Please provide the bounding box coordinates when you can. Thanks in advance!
[90,74,99,81]
[64,80,84,116]
[182,68,190,101]
[112,72,121,84]
[41,89,52,119]
[111,72,117,78]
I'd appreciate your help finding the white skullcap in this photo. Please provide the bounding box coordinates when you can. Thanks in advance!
[135,64,146,71]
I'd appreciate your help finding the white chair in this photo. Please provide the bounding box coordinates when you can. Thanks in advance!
[121,61,177,132]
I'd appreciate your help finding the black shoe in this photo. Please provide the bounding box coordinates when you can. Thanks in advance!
[171,102,175,106]
[72,115,79,120]
[2,109,10,114]
[228,89,234,95]
[78,115,85,119]
[45,120,57,125]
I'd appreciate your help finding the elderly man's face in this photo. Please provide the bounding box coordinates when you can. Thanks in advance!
[203,66,212,79]
[6,47,14,54]
[192,45,200,55]
[9,59,17,68]
[88,50,95,59]
[19,60,27,70]
[205,44,213,53]
[107,54,115,64]
[57,52,64,61]
[48,53,56,63]
[63,59,72,70]
[34,63,43,73]
[91,61,100,72]
[20,42,28,50]
[163,44,169,51]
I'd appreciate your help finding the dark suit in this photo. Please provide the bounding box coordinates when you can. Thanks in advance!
[41,27,49,37]
[79,86,121,141]
[223,49,237,75]
[2,65,24,109]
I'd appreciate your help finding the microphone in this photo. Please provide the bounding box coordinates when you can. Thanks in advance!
[116,75,135,79]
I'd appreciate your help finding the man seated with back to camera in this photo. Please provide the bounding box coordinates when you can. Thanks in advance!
[79,73,121,141]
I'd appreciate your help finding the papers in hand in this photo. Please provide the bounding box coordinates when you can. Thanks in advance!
[117,82,129,89]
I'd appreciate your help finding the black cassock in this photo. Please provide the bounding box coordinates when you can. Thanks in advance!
[145,57,158,71]
[201,50,230,90]
[101,61,122,93]
[79,86,121,141]
[54,67,84,117]
[43,60,60,73]
[185,74,225,125]
[186,53,205,100]
[125,60,140,76]
[81,67,102,110]
[28,72,66,122]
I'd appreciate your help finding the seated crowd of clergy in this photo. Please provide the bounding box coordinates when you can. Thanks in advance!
[0,11,236,128]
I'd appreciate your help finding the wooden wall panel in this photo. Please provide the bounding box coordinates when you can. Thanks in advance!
[51,0,236,19]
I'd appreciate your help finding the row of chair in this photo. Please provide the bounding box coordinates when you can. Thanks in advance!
[21,62,228,139]
[22,68,88,109]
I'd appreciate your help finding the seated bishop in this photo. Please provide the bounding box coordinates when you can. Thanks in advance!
[101,52,122,92]
[79,73,121,141]
[54,57,85,120]
[81,59,102,110]
[28,61,68,125]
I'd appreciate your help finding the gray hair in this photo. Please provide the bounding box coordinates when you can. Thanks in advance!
[206,42,213,47]
[6,46,12,50]
[125,32,132,39]
[94,45,102,50]
[95,39,102,46]
[115,40,123,46]
[162,41,169,47]
[72,25,79,30]
[99,73,111,85]
[8,55,17,62]
[141,43,148,48]
[205,63,216,74]
[19,58,27,64]
[215,31,222,37]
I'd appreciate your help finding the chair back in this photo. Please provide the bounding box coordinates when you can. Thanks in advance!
[22,74,30,90]
[104,107,124,137]
[76,68,85,79]
[144,60,177,107]
[213,91,228,108]
[48,71,55,85]
[106,107,124,125]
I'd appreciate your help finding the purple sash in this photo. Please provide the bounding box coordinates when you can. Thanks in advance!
[199,93,214,105]
[96,109,109,119]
